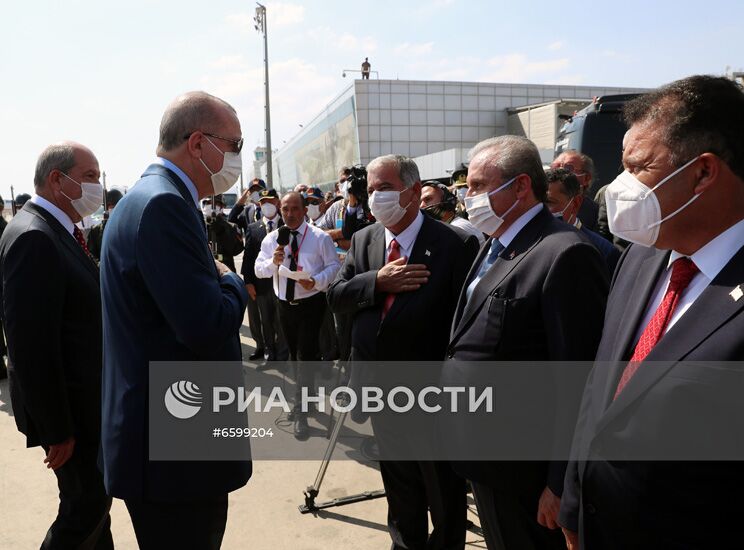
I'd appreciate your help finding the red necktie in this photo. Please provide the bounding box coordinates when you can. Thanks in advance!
[614,257,699,399]
[72,226,93,259]
[381,239,401,319]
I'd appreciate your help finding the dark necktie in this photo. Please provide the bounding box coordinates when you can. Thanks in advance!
[381,239,401,319]
[72,226,93,260]
[614,257,699,399]
[267,220,274,232]
[285,230,299,301]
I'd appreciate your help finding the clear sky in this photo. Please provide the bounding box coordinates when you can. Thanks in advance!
[2,0,742,196]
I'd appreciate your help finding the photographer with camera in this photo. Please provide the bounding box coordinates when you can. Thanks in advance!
[202,194,243,273]
[317,166,373,252]
[420,181,485,246]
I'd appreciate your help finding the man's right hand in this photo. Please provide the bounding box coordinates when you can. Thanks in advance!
[272,246,285,266]
[246,283,257,301]
[562,528,579,550]
[44,437,75,470]
[375,257,430,294]
[237,188,251,205]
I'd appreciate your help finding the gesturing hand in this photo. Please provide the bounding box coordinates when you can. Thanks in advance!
[375,257,430,294]
[44,437,75,470]
[272,246,285,266]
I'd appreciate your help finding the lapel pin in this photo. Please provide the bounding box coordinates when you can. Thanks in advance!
[425,249,431,256]
[731,285,743,302]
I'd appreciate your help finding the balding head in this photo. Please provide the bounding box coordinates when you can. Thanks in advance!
[157,91,237,154]
[34,141,97,189]
[280,191,307,229]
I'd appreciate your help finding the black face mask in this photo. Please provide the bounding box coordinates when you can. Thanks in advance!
[423,203,451,222]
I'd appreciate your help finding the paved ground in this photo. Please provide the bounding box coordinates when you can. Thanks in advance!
[0,317,485,549]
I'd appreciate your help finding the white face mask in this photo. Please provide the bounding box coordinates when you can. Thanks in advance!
[369,188,412,227]
[605,156,700,247]
[552,198,575,222]
[60,173,103,218]
[250,191,260,204]
[307,203,321,220]
[261,203,277,219]
[199,136,242,195]
[340,181,350,200]
[456,187,467,202]
[464,176,519,235]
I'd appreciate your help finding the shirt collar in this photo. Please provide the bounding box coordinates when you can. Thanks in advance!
[262,215,278,227]
[498,203,543,248]
[154,157,200,209]
[385,210,424,250]
[30,195,75,234]
[668,217,744,281]
[287,220,308,236]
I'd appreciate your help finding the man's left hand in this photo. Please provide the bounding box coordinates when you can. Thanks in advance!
[298,277,315,291]
[536,486,561,529]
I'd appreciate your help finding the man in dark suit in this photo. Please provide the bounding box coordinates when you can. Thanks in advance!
[0,142,113,548]
[100,92,250,549]
[444,136,609,550]
[552,150,600,233]
[328,154,478,550]
[545,167,621,275]
[242,188,286,364]
[560,75,744,550]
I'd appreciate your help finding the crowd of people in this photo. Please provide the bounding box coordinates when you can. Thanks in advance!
[1,74,743,549]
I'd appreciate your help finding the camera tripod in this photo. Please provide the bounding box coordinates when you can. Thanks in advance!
[298,363,385,514]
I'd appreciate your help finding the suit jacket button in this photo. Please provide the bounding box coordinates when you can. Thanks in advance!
[585,503,597,515]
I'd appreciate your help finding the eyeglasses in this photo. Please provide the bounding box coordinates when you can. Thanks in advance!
[184,131,244,153]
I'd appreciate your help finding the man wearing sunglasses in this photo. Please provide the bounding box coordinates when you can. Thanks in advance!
[99,91,250,549]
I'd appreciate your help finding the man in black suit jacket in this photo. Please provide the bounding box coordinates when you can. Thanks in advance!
[242,189,286,364]
[328,154,478,550]
[0,142,113,549]
[560,76,744,550]
[444,136,608,550]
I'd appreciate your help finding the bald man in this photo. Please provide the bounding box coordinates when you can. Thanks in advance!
[0,142,113,548]
[100,92,250,548]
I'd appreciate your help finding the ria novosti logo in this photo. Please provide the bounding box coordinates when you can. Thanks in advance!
[164,380,203,419]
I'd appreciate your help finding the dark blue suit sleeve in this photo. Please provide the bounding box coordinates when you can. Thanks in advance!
[135,194,248,356]
[228,203,245,227]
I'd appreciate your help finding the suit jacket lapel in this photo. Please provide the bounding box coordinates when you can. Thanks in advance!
[366,224,386,271]
[451,240,490,338]
[595,245,744,435]
[450,207,551,345]
[381,216,436,326]
[25,202,100,282]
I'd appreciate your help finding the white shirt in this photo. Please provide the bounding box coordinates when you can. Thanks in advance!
[498,203,543,248]
[30,195,75,235]
[451,216,485,245]
[634,218,744,341]
[262,216,279,233]
[255,220,341,301]
[384,211,424,259]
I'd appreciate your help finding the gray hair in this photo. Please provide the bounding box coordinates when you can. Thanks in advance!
[34,144,77,189]
[561,148,595,183]
[468,135,547,202]
[367,154,420,188]
[157,91,236,154]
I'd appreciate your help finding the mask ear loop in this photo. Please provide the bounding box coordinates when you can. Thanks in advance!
[648,192,702,229]
[643,156,699,199]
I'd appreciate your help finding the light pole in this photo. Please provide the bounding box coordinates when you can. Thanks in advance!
[254,2,273,188]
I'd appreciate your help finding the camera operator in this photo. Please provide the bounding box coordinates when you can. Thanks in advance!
[316,166,372,252]
[202,194,243,272]
[420,180,485,245]
[229,177,266,231]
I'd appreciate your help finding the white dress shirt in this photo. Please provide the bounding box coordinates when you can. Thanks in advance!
[262,215,279,233]
[634,218,744,341]
[30,195,75,234]
[497,203,543,249]
[255,220,341,301]
[384,210,425,260]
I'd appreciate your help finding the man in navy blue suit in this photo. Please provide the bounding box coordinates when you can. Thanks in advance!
[100,91,250,549]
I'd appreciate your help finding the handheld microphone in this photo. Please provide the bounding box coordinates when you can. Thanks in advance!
[277,225,291,246]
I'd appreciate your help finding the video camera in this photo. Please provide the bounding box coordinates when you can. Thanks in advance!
[345,165,368,203]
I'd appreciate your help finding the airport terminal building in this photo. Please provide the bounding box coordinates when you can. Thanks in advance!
[266,78,647,192]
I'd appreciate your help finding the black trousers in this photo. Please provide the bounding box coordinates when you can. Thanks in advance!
[125,494,228,550]
[41,443,113,550]
[378,460,467,550]
[318,303,339,360]
[246,293,265,351]
[470,481,564,550]
[258,292,287,360]
[276,292,326,404]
